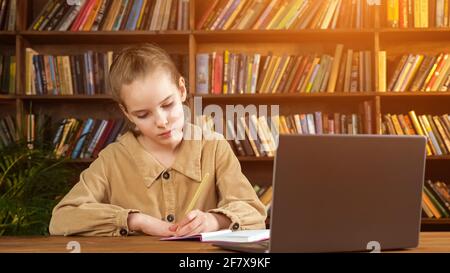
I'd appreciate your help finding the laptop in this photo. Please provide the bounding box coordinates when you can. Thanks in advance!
[214,134,427,253]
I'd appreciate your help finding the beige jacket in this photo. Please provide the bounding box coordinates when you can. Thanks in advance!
[49,124,267,236]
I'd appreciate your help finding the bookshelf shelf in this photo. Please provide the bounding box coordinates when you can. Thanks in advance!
[17,92,450,102]
[17,93,450,101]
[379,28,450,33]
[427,156,450,161]
[379,29,450,41]
[422,219,450,226]
[0,31,16,43]
[197,93,376,104]
[377,92,450,97]
[193,29,376,43]
[0,31,15,34]
[19,31,191,44]
[0,95,16,100]
[17,95,114,101]
[198,93,376,99]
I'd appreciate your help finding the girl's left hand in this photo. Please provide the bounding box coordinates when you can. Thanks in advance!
[169,210,220,237]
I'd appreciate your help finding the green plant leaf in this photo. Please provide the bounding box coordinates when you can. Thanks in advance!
[0,141,74,236]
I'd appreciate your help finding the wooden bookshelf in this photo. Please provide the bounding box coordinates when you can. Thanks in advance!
[422,219,450,225]
[193,29,376,43]
[428,155,450,160]
[20,30,191,44]
[0,95,17,100]
[0,0,449,230]
[422,219,450,231]
[17,94,114,100]
[377,92,450,97]
[0,31,16,44]
[199,93,375,99]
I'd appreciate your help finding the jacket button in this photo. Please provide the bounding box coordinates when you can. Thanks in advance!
[232,223,240,230]
[120,228,128,236]
[167,214,175,222]
[163,172,170,180]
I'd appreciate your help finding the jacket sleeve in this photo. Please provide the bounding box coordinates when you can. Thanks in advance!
[208,139,267,230]
[49,153,139,236]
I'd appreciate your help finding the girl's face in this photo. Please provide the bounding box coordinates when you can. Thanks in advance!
[120,69,187,149]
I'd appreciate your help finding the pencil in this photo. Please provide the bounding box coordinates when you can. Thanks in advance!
[184,173,210,216]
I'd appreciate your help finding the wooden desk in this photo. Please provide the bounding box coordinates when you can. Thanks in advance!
[0,235,229,253]
[0,232,449,253]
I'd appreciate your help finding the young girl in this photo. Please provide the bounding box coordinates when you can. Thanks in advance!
[49,44,267,237]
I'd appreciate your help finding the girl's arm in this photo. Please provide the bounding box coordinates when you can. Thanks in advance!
[127,212,175,236]
[208,138,268,230]
[49,152,175,237]
[49,154,136,236]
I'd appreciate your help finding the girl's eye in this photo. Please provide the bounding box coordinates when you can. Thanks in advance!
[137,114,148,119]
[163,102,173,108]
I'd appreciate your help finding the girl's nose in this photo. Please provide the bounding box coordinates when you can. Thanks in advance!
[155,110,169,128]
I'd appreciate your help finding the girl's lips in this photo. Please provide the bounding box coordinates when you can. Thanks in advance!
[158,130,172,138]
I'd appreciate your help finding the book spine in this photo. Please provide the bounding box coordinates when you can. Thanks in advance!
[196,53,210,94]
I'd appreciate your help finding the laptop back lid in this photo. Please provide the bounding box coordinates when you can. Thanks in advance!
[270,134,427,253]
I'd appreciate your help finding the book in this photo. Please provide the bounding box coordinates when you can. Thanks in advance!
[196,53,210,94]
[161,229,270,243]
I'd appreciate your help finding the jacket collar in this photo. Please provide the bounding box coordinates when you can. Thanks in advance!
[118,123,203,187]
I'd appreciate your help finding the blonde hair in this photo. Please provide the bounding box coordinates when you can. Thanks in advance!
[109,43,182,110]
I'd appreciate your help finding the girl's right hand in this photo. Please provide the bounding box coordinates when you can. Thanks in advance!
[127,212,175,237]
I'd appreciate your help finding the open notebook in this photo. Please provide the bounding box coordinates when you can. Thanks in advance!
[160,229,270,243]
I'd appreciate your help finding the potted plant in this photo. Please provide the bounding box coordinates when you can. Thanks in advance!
[0,130,74,235]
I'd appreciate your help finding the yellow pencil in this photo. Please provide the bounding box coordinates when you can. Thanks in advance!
[184,173,210,216]
[174,173,210,234]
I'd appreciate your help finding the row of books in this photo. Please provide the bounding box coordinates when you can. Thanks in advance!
[25,48,189,96]
[273,112,370,136]
[198,113,277,157]
[15,0,450,32]
[196,45,373,94]
[0,115,16,149]
[385,53,450,92]
[198,106,372,157]
[49,117,128,159]
[197,0,376,30]
[382,111,450,156]
[386,0,450,28]
[26,49,114,96]
[0,54,15,95]
[422,180,450,219]
[30,0,190,31]
[275,101,373,135]
[0,0,15,31]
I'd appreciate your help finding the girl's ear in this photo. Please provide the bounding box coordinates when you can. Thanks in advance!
[178,76,187,102]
